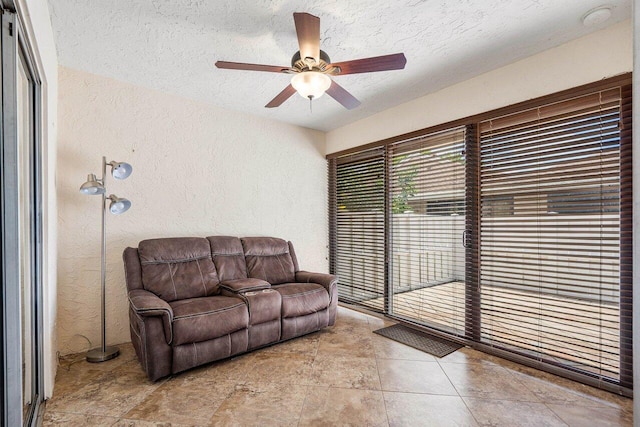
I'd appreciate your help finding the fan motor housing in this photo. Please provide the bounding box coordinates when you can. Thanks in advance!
[291,50,331,72]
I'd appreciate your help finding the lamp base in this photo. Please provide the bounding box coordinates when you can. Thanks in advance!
[86,346,120,363]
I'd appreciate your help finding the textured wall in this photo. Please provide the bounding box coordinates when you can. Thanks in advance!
[326,20,633,154]
[48,1,631,132]
[57,67,327,355]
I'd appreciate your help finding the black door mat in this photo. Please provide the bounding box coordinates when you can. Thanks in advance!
[373,324,462,358]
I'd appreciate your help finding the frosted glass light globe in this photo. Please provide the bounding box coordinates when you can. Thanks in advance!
[291,72,331,99]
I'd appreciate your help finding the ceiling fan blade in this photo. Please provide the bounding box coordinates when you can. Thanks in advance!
[326,80,361,110]
[265,84,297,108]
[293,12,320,65]
[330,53,407,75]
[215,61,290,73]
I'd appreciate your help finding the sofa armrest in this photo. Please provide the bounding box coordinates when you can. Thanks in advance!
[296,271,339,326]
[295,271,338,293]
[128,289,173,344]
[220,278,271,294]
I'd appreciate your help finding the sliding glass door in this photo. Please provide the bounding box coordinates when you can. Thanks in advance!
[478,87,631,385]
[1,8,43,426]
[388,128,466,334]
[18,41,39,422]
[332,148,386,310]
[329,75,632,393]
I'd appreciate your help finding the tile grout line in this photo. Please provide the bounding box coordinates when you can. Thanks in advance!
[495,361,548,404]
[115,375,171,421]
[542,402,573,427]
[373,348,392,427]
[440,354,570,427]
[207,378,240,425]
[499,364,628,410]
[435,355,485,426]
[458,396,485,427]
[294,339,324,427]
[295,384,311,427]
[435,356,463,398]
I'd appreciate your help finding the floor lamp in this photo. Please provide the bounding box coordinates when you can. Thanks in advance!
[79,156,132,362]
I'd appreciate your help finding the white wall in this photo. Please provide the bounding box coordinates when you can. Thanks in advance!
[326,20,632,154]
[56,67,327,355]
[15,0,58,399]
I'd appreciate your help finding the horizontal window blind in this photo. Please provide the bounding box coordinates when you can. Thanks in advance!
[389,128,466,335]
[328,75,632,393]
[479,88,624,380]
[330,148,386,310]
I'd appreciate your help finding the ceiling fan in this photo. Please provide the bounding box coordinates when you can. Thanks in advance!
[215,12,407,110]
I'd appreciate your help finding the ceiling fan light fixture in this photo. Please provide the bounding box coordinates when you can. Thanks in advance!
[291,71,331,99]
[216,12,406,109]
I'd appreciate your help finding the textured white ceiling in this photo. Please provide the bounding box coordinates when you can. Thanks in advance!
[47,0,631,131]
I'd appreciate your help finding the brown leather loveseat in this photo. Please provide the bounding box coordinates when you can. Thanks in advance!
[123,236,337,381]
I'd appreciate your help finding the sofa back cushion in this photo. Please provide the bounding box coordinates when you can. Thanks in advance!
[207,236,248,282]
[241,237,295,285]
[138,237,219,302]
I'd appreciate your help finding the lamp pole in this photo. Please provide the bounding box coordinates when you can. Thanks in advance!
[80,156,131,361]
[100,158,107,353]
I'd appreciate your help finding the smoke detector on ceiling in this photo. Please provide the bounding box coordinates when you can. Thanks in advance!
[582,6,612,26]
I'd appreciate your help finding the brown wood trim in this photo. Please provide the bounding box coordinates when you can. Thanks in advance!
[464,124,481,341]
[383,145,392,314]
[326,73,632,160]
[328,159,337,276]
[618,83,633,389]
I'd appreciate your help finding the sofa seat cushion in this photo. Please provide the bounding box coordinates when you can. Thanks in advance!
[169,296,248,346]
[272,283,330,318]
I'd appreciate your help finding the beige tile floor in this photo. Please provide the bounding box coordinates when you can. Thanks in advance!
[42,306,633,427]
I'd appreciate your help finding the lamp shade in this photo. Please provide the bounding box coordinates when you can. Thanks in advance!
[291,71,331,99]
[108,195,131,214]
[110,161,133,180]
[80,174,105,195]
